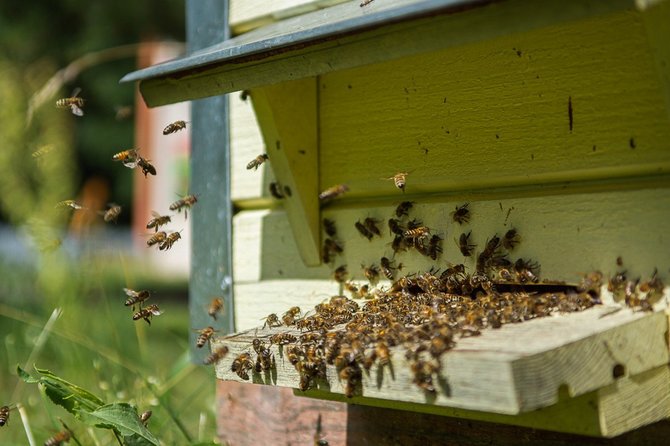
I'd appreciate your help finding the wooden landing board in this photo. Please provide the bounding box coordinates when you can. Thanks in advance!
[212,298,669,418]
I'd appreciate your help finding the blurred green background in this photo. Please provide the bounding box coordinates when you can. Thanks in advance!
[0,2,220,445]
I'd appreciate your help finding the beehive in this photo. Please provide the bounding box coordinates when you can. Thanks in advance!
[124,0,670,441]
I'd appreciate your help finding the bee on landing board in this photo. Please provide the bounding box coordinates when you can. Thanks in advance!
[133,304,162,325]
[457,231,475,257]
[163,120,187,135]
[146,211,171,232]
[502,228,520,250]
[170,194,198,219]
[395,201,414,218]
[451,203,470,224]
[55,88,84,116]
[246,154,269,171]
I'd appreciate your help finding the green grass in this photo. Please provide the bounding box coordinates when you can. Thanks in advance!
[0,257,219,446]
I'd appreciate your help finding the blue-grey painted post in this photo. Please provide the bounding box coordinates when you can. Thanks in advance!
[186,0,234,363]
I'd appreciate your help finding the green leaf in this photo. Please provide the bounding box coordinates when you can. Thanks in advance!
[34,366,105,406]
[16,365,39,383]
[80,403,159,446]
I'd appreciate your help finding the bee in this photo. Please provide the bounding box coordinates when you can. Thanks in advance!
[44,430,72,446]
[451,203,470,224]
[146,211,171,232]
[133,304,162,325]
[159,231,181,251]
[363,217,382,237]
[362,264,380,284]
[262,313,281,328]
[163,120,187,135]
[195,326,218,348]
[246,153,269,170]
[380,257,398,280]
[322,238,343,264]
[253,339,275,371]
[514,258,540,283]
[360,0,375,7]
[411,359,438,393]
[269,182,285,199]
[269,333,297,345]
[140,410,152,426]
[240,90,250,101]
[204,345,230,365]
[124,288,151,309]
[147,231,167,247]
[0,404,16,427]
[208,298,224,320]
[319,184,349,202]
[578,270,603,295]
[137,157,157,177]
[427,234,443,260]
[114,105,133,121]
[286,344,302,365]
[502,228,520,250]
[56,88,84,116]
[338,364,362,398]
[333,265,348,283]
[282,306,301,326]
[387,172,408,192]
[458,231,475,257]
[376,341,390,366]
[354,221,374,240]
[100,203,122,223]
[323,219,337,237]
[403,226,430,239]
[498,268,515,281]
[170,194,198,218]
[387,218,404,236]
[112,148,140,166]
[55,199,85,210]
[394,201,414,218]
[32,144,55,159]
[639,268,664,296]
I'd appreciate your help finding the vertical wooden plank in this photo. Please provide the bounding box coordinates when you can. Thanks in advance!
[251,78,321,265]
[187,0,235,362]
[216,381,348,446]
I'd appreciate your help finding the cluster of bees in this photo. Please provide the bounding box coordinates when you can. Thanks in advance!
[210,191,664,398]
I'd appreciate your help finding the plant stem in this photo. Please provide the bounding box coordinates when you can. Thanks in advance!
[17,403,37,446]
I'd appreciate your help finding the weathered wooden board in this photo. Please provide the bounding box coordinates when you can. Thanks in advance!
[213,300,669,416]
[318,8,670,199]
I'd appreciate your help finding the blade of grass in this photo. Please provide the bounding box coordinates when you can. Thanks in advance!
[17,403,37,446]
[145,380,193,443]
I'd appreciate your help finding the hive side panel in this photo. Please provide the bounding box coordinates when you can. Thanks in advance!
[319,9,670,198]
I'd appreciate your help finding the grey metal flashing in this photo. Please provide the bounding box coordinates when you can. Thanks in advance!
[121,0,493,83]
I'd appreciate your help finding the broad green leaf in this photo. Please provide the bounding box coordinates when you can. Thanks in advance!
[80,403,159,446]
[35,366,105,406]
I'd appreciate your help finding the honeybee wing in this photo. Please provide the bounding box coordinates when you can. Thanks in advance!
[123,288,139,297]
[71,87,82,98]
[150,210,162,218]
[149,306,162,316]
[70,104,84,116]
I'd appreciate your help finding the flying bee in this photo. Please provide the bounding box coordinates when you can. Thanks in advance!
[333,265,348,283]
[208,297,224,320]
[44,430,72,446]
[99,203,122,223]
[363,217,382,237]
[451,203,470,224]
[170,194,198,219]
[32,144,55,159]
[146,211,171,232]
[204,345,230,365]
[147,231,167,247]
[124,288,151,309]
[55,88,84,116]
[354,221,374,240]
[502,228,520,250]
[159,231,182,251]
[55,199,85,210]
[386,172,408,192]
[395,201,414,218]
[323,219,337,237]
[112,148,140,166]
[246,153,269,170]
[163,120,187,135]
[137,157,157,177]
[362,264,380,284]
[458,231,475,257]
[319,184,349,202]
[140,410,152,426]
[133,304,162,325]
[195,326,218,348]
[0,404,16,427]
[403,226,430,239]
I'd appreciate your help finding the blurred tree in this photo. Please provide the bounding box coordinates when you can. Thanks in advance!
[0,0,185,225]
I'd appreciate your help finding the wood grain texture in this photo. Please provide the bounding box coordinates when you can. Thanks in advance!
[251,79,321,265]
[212,298,669,416]
[318,8,670,198]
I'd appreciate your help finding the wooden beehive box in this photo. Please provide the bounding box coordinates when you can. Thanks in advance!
[124,0,670,441]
